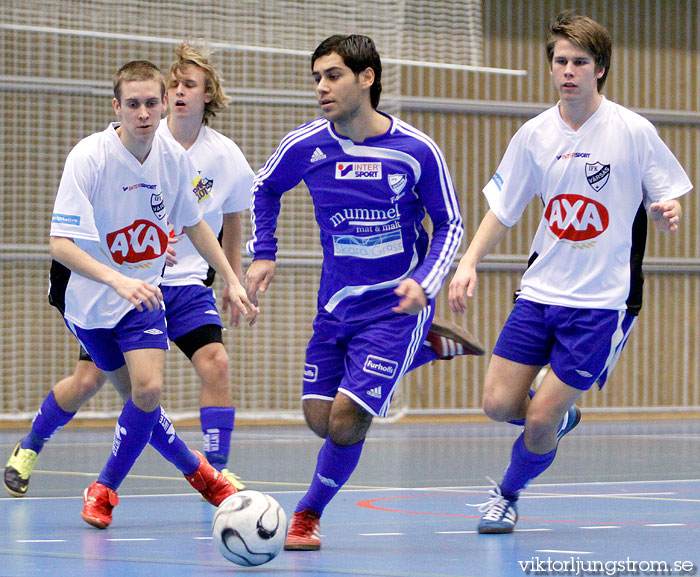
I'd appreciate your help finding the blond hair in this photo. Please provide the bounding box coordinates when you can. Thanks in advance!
[168,40,231,125]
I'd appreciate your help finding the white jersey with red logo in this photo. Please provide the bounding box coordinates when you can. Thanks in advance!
[50,123,203,329]
[158,119,254,286]
[484,97,692,311]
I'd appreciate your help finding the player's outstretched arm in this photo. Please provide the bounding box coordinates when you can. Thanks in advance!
[393,278,427,315]
[244,259,276,307]
[182,220,258,326]
[649,199,683,232]
[449,210,510,315]
[49,236,162,311]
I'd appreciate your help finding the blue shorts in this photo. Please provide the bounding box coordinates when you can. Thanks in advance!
[303,306,434,417]
[493,298,636,390]
[161,284,222,342]
[66,306,169,372]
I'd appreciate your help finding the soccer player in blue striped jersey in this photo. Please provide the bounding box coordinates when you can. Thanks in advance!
[245,34,464,550]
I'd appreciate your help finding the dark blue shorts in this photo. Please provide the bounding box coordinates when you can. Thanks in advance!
[66,306,169,372]
[302,306,434,417]
[493,298,636,390]
[161,284,222,342]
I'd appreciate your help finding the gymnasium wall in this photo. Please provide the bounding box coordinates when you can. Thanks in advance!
[402,0,700,414]
[0,0,697,422]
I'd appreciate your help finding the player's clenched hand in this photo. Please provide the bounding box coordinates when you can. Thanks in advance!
[449,259,477,315]
[223,282,259,327]
[112,275,163,312]
[244,259,276,306]
[393,278,427,315]
[649,200,682,232]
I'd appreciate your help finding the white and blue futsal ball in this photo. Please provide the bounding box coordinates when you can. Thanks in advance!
[212,490,288,566]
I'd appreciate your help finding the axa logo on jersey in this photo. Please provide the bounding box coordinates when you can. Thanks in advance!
[544,194,609,242]
[107,219,169,264]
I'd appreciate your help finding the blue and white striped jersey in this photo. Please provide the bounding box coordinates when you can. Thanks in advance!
[248,113,463,321]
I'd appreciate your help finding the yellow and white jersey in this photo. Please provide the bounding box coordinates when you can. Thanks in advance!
[158,119,253,287]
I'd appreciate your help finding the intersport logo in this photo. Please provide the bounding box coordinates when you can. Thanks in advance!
[544,194,609,242]
[107,219,169,264]
[335,162,382,180]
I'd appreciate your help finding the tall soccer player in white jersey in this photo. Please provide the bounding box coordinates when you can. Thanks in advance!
[245,34,464,550]
[11,60,257,529]
[448,12,692,534]
[4,45,253,501]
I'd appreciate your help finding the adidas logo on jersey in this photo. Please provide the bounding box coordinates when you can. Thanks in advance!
[367,386,382,399]
[310,147,326,163]
[143,328,164,335]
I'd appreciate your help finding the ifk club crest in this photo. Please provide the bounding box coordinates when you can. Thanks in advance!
[151,192,166,220]
[585,162,610,191]
[388,173,408,202]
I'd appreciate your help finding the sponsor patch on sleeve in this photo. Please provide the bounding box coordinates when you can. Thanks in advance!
[52,213,81,226]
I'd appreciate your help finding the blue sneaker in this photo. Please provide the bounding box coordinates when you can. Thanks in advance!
[557,405,581,440]
[475,481,518,534]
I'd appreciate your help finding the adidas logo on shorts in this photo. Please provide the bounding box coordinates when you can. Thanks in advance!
[367,386,382,399]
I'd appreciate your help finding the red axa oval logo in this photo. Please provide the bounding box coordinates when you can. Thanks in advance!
[106,219,168,264]
[544,194,609,242]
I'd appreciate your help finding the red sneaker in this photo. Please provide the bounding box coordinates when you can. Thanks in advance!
[284,509,321,551]
[81,481,119,529]
[426,316,485,358]
[184,451,236,506]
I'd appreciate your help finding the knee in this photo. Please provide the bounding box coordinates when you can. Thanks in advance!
[196,347,230,389]
[130,377,162,412]
[327,408,372,446]
[482,388,515,422]
[74,367,106,397]
[305,416,329,439]
[522,406,560,446]
[302,400,330,439]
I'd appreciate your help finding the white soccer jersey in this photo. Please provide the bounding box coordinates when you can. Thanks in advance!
[158,119,254,286]
[484,97,692,311]
[50,123,204,329]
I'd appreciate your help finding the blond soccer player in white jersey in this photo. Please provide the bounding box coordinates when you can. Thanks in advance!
[3,60,257,529]
[448,11,692,534]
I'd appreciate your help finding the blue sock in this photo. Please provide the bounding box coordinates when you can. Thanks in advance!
[507,389,536,427]
[407,343,438,371]
[500,434,556,500]
[296,437,364,516]
[22,391,76,452]
[200,406,235,471]
[149,407,200,475]
[97,399,159,491]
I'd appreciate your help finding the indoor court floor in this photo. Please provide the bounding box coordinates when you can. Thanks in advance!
[1,419,699,577]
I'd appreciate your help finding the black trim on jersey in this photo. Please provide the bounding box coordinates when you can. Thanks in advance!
[510,202,647,315]
[512,251,540,303]
[173,324,223,360]
[204,228,225,288]
[625,202,647,316]
[48,259,71,315]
